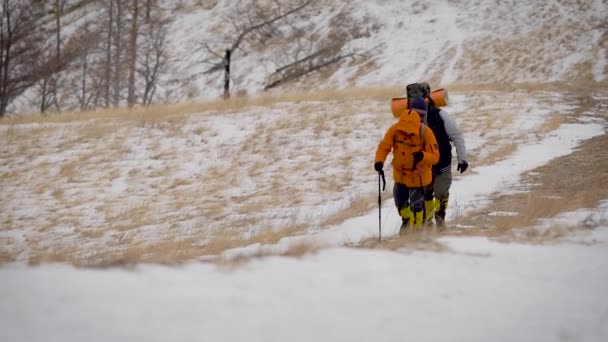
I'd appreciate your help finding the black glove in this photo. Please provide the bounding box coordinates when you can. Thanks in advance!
[412,151,424,163]
[457,161,469,173]
[374,161,383,172]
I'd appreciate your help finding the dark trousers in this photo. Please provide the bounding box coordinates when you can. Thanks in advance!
[393,182,425,224]
[424,169,452,224]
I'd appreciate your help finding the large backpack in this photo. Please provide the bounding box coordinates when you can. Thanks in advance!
[392,113,427,172]
[406,83,431,104]
[391,83,448,118]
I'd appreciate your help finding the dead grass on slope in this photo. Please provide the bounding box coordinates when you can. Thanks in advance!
[450,126,608,243]
[0,237,17,263]
[537,114,566,134]
[366,89,607,253]
[4,85,605,267]
[446,81,608,95]
[2,86,401,125]
[357,229,449,253]
[25,220,314,267]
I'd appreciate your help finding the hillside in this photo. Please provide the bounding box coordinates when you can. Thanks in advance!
[166,0,607,99]
[2,85,608,341]
[1,1,608,341]
[7,0,608,114]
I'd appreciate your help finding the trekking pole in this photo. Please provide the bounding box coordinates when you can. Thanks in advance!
[414,159,424,228]
[417,164,423,190]
[377,170,386,242]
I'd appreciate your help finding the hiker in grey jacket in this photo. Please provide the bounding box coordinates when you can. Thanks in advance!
[424,102,468,227]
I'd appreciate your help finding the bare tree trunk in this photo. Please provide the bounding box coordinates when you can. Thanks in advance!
[55,0,61,64]
[40,77,48,113]
[112,0,123,107]
[223,49,230,99]
[140,15,167,106]
[80,52,87,109]
[0,0,45,116]
[145,0,151,22]
[201,0,315,74]
[47,0,63,113]
[127,0,139,108]
[104,0,113,107]
[0,0,13,117]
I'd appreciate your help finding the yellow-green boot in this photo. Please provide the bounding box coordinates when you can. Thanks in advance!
[424,200,436,226]
[399,207,414,236]
[435,197,448,229]
[413,210,424,230]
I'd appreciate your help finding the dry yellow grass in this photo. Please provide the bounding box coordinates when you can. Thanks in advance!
[78,228,107,239]
[280,240,322,257]
[27,238,78,265]
[2,84,605,267]
[322,194,376,227]
[75,223,311,266]
[168,178,192,189]
[357,229,449,253]
[249,223,306,245]
[76,122,120,141]
[0,249,15,263]
[449,131,608,243]
[446,81,608,95]
[51,188,65,201]
[537,114,565,134]
[0,237,16,263]
[481,143,518,165]
[1,86,401,125]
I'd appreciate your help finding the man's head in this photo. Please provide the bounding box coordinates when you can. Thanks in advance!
[409,97,427,122]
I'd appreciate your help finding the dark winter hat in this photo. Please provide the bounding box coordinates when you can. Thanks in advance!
[409,97,427,112]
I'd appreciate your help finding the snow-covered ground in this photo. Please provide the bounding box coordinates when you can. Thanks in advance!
[2,88,607,341]
[2,0,607,340]
[164,0,607,100]
[2,90,604,262]
[2,207,607,342]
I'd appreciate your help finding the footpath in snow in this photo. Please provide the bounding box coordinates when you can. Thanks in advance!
[1,205,607,342]
[1,117,607,342]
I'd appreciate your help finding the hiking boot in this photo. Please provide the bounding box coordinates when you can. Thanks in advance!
[399,219,409,236]
[435,217,446,231]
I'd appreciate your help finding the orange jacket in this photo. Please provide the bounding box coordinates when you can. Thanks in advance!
[375,110,440,187]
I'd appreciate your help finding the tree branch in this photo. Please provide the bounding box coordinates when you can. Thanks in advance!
[203,0,315,74]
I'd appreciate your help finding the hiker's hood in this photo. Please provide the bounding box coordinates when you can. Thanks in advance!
[398,109,422,126]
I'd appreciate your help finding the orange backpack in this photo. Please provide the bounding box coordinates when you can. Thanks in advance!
[391,115,426,172]
[390,88,448,118]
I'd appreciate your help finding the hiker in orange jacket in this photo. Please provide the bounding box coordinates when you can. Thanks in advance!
[374,97,440,234]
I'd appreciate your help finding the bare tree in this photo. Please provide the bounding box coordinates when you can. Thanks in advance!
[127,0,139,107]
[144,0,153,22]
[36,47,58,113]
[195,0,316,98]
[35,0,67,113]
[264,7,376,90]
[199,0,316,74]
[65,21,102,110]
[112,0,124,107]
[103,0,113,107]
[51,0,67,109]
[264,39,358,90]
[0,0,49,117]
[138,14,169,106]
[99,0,131,108]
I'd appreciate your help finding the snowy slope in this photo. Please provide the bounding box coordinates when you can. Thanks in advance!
[2,209,608,342]
[1,87,607,341]
[164,0,607,101]
[2,1,608,340]
[2,89,605,263]
[9,0,606,113]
